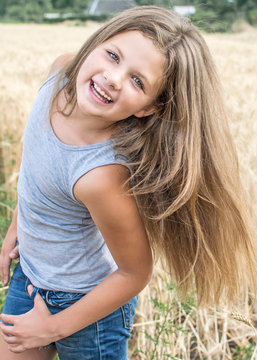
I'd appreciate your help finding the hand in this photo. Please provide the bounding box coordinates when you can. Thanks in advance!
[0,236,19,286]
[0,206,19,286]
[0,285,56,353]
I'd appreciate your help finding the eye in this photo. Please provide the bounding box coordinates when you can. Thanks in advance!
[107,51,119,63]
[132,76,144,90]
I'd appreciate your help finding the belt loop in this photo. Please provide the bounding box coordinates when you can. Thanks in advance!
[45,290,50,305]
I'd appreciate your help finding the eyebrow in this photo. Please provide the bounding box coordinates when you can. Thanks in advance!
[109,43,150,89]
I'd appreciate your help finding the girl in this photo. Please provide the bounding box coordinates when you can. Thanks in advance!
[0,5,256,360]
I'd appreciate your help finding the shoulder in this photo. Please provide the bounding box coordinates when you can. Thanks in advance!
[74,165,146,245]
[47,53,75,77]
[74,164,130,205]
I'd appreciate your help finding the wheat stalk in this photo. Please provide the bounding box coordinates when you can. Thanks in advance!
[230,312,254,328]
[0,286,9,292]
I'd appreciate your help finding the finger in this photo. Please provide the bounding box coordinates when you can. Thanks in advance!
[9,246,19,259]
[1,259,11,286]
[0,272,8,287]
[8,344,25,353]
[2,333,18,344]
[0,323,16,336]
[27,284,34,297]
[0,313,16,325]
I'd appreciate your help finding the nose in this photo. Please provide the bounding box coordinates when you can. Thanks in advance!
[103,70,123,90]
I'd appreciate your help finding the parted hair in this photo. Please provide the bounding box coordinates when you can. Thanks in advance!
[54,6,257,305]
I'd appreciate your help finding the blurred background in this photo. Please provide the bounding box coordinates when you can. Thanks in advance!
[0,1,257,359]
[0,0,257,32]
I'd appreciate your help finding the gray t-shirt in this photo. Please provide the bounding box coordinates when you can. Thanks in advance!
[17,71,124,293]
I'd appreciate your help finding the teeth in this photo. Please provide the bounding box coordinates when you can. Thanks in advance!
[92,86,106,102]
[93,83,112,101]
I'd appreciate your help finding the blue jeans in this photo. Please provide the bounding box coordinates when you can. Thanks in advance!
[2,262,138,359]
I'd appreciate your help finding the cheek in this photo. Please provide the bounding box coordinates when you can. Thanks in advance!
[80,51,104,74]
[121,98,148,116]
[77,55,96,79]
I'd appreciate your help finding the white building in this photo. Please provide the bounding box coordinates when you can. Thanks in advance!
[173,6,196,16]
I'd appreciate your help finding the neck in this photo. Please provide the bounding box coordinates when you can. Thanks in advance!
[52,90,115,146]
[69,104,115,144]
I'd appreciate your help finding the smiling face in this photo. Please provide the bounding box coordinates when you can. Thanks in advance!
[74,31,165,125]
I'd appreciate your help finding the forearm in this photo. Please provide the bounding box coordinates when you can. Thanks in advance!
[0,205,18,285]
[50,268,151,340]
[4,205,18,239]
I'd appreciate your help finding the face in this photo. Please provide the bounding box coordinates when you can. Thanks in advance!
[75,31,165,125]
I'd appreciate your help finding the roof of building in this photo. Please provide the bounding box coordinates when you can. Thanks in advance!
[88,0,137,15]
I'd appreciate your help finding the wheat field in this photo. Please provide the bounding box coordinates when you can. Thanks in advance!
[0,22,257,359]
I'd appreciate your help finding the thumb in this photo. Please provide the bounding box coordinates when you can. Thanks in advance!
[34,292,48,309]
[27,284,34,297]
[27,285,51,314]
[9,246,19,259]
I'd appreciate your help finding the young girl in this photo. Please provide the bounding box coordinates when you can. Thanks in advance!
[0,5,256,360]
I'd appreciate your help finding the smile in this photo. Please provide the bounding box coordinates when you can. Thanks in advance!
[90,81,113,104]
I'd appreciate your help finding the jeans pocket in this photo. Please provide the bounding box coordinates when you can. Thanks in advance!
[11,262,26,282]
[45,291,84,307]
[8,263,30,300]
[121,297,137,330]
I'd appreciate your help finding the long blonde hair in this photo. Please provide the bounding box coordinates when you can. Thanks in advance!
[54,6,257,305]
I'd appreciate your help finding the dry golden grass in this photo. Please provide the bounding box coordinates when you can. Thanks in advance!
[0,23,257,359]
[0,22,101,191]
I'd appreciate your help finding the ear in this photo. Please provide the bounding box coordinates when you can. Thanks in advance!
[134,105,156,118]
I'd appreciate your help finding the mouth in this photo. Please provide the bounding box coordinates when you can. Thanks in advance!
[90,80,113,104]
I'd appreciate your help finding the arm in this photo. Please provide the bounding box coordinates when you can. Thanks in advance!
[0,165,153,352]
[0,205,19,286]
[53,165,153,335]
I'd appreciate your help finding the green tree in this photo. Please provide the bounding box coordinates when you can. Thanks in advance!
[54,0,72,8]
[4,0,52,22]
[52,0,90,14]
[135,0,156,5]
[73,0,90,13]
[0,0,7,16]
[53,0,89,11]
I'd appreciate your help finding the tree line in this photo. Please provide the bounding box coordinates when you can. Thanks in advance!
[0,0,257,31]
[140,0,257,30]
[0,0,91,22]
